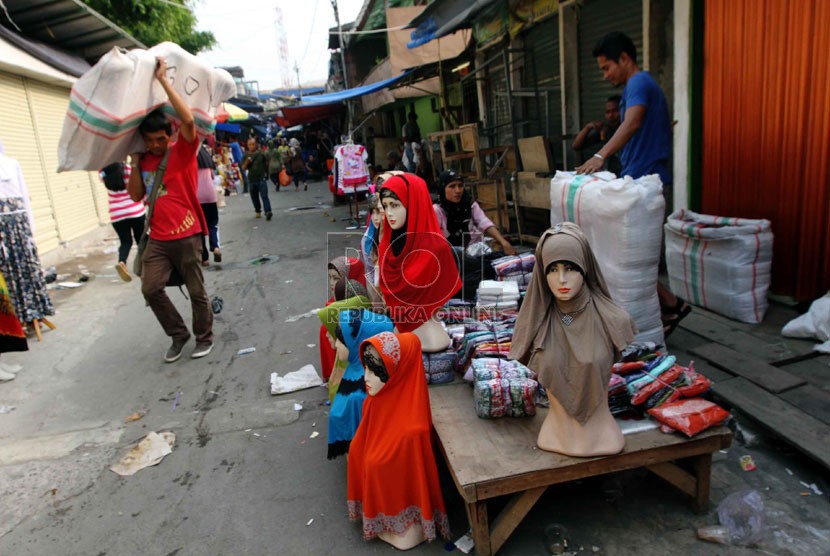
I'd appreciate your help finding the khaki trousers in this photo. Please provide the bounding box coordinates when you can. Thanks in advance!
[141,235,213,343]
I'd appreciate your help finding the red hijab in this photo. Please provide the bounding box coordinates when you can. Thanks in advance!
[348,332,450,542]
[378,174,461,332]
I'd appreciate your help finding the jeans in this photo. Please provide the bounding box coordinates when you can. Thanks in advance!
[249,178,272,213]
[111,216,144,264]
[141,235,213,343]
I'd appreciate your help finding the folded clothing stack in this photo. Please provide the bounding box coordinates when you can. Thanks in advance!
[470,358,537,382]
[491,253,535,290]
[476,280,521,310]
[422,350,458,385]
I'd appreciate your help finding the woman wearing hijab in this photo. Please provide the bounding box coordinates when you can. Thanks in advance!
[319,257,366,381]
[327,308,394,459]
[349,331,451,550]
[433,170,516,255]
[510,222,636,457]
[377,174,461,337]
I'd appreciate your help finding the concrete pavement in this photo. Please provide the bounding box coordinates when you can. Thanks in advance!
[0,181,827,556]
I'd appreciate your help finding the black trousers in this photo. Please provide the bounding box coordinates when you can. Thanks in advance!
[112,216,145,264]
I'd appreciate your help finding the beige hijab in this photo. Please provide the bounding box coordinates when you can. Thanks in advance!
[509,223,636,423]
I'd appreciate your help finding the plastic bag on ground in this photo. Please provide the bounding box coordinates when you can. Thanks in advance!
[550,171,665,344]
[717,490,765,546]
[270,364,323,395]
[781,292,830,353]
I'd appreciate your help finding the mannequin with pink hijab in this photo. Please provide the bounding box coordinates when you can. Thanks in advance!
[510,223,636,457]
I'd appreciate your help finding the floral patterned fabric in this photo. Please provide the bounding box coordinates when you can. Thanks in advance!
[0,198,54,323]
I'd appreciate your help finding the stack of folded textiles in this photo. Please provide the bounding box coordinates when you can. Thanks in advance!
[422,349,459,385]
[457,320,515,368]
[476,280,520,311]
[491,252,535,290]
[470,359,539,418]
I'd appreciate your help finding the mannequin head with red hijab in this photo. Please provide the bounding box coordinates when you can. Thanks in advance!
[377,174,461,352]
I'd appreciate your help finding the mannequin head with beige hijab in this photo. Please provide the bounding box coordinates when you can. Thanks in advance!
[510,223,635,457]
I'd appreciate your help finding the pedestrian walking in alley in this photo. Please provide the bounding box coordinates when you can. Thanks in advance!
[196,142,221,264]
[288,137,308,191]
[101,161,145,281]
[265,139,283,192]
[128,56,214,363]
[242,136,272,220]
[575,31,690,337]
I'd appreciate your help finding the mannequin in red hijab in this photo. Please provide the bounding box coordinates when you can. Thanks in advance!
[377,174,461,352]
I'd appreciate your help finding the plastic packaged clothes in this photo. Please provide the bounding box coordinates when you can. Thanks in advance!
[716,490,765,546]
[647,398,730,437]
[626,355,677,395]
[422,351,458,385]
[474,377,538,418]
[470,359,536,382]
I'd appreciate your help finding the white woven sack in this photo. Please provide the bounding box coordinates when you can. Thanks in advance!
[664,209,773,323]
[550,171,665,344]
[58,42,235,172]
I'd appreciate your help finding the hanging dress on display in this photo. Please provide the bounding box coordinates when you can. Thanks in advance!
[0,143,54,324]
[333,143,370,195]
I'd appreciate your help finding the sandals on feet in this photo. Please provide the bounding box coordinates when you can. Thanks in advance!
[662,298,692,337]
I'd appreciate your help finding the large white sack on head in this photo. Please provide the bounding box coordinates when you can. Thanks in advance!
[781,292,830,353]
[550,171,665,345]
[665,209,773,323]
[58,42,235,172]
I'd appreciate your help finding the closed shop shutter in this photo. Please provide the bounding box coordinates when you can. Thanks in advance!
[26,80,107,243]
[577,0,643,124]
[0,72,60,253]
[521,14,562,162]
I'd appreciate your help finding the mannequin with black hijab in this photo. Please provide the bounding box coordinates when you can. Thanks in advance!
[510,223,636,457]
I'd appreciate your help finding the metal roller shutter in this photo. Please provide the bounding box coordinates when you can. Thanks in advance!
[521,15,561,141]
[0,72,60,253]
[481,46,512,148]
[27,80,107,242]
[577,0,643,124]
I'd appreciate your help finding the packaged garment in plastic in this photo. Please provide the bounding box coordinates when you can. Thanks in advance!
[551,171,665,344]
[665,209,773,323]
[647,398,730,437]
[422,351,458,384]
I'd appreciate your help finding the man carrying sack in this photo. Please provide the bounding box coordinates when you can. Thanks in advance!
[128,56,214,363]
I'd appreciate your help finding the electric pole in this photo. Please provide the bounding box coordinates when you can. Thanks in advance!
[294,60,302,100]
[330,0,352,133]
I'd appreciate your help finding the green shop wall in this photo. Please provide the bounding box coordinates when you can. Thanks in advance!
[395,96,441,138]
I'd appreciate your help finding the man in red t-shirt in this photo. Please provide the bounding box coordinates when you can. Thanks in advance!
[128,57,213,363]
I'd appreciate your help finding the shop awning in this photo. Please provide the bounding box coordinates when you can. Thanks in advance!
[299,70,414,105]
[215,122,241,134]
[275,104,344,128]
[406,0,500,48]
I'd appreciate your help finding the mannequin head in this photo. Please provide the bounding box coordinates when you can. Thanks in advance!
[361,343,389,396]
[379,189,406,231]
[328,268,342,294]
[545,260,585,303]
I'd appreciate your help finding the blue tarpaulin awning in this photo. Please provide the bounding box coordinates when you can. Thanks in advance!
[406,0,500,49]
[215,122,242,134]
[300,70,413,105]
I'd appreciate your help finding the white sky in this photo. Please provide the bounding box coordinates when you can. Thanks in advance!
[194,0,366,92]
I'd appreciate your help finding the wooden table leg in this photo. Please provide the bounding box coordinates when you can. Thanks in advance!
[490,486,548,555]
[40,317,56,331]
[691,453,713,514]
[31,320,43,342]
[468,501,491,556]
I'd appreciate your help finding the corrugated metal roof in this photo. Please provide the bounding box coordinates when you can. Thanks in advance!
[0,0,145,62]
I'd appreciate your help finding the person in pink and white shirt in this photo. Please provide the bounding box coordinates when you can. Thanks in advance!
[101,162,145,282]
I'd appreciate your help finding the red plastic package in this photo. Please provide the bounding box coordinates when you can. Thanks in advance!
[676,362,712,398]
[612,361,646,374]
[647,398,730,437]
[630,365,684,406]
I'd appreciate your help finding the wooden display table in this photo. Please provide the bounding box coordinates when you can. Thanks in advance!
[429,383,732,556]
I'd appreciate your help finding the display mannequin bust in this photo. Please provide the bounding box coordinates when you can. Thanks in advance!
[509,223,636,457]
[347,334,450,550]
[377,174,461,353]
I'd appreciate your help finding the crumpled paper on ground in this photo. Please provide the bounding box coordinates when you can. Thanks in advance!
[270,364,322,395]
[781,292,830,353]
[110,431,176,476]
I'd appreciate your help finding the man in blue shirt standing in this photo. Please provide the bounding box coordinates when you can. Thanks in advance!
[576,32,690,336]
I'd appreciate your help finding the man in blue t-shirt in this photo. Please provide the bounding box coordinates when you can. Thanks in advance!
[576,32,671,184]
[577,32,690,338]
